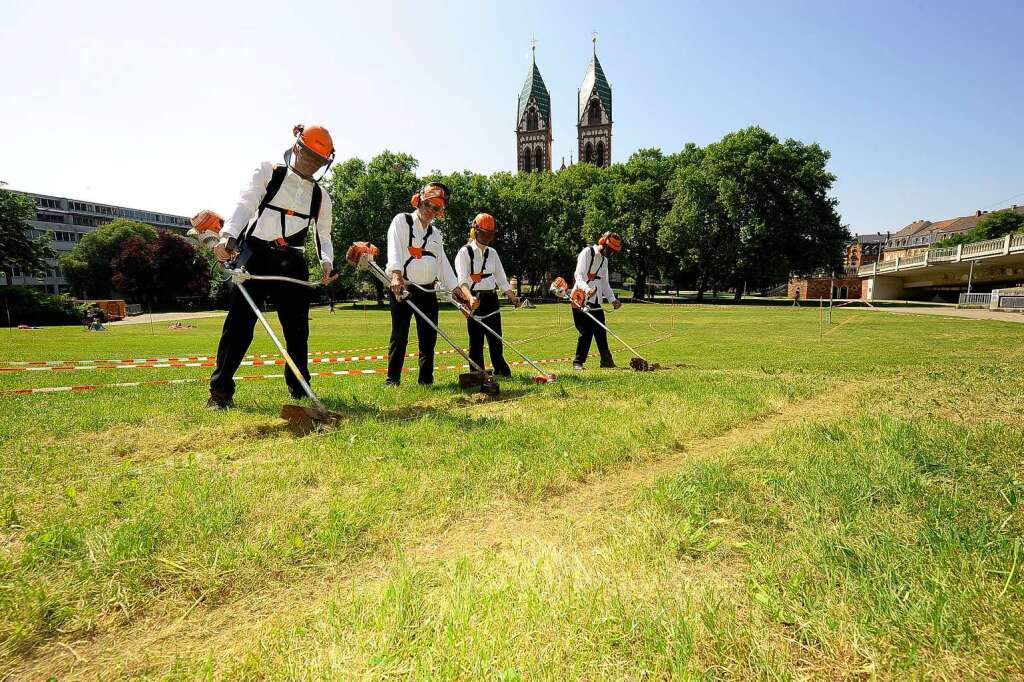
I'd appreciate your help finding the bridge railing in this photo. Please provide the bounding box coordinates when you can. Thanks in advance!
[1012,234,1024,250]
[901,254,927,267]
[927,247,957,263]
[961,237,1006,259]
[998,296,1024,309]
[958,293,993,308]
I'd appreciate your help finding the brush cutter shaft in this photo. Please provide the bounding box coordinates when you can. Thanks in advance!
[234,281,328,414]
[578,306,644,359]
[361,258,487,375]
[455,301,552,379]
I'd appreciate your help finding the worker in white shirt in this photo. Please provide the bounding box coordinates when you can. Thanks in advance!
[208,124,338,409]
[385,182,464,386]
[571,231,623,369]
[454,213,521,377]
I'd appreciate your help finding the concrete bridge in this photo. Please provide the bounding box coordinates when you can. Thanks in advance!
[859,233,1024,300]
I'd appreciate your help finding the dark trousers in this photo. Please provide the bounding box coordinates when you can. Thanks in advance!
[210,243,310,399]
[388,286,439,385]
[467,291,511,376]
[572,306,612,365]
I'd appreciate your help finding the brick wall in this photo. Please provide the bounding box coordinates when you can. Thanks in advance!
[787,276,865,300]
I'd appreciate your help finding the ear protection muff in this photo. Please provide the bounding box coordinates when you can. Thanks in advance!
[411,182,451,217]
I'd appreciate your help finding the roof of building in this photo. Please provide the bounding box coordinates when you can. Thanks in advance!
[852,233,887,244]
[893,220,932,238]
[888,206,1024,243]
[578,47,612,124]
[518,50,551,127]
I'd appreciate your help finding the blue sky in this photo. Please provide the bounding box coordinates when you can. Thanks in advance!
[1,0,1020,235]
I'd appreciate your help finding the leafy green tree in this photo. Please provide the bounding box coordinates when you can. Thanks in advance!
[60,218,158,298]
[661,128,847,300]
[0,183,56,286]
[327,151,420,302]
[544,162,607,280]
[585,149,676,299]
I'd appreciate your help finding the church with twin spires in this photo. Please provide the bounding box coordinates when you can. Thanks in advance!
[515,37,613,173]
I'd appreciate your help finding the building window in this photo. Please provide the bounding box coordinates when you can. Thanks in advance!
[596,141,605,166]
[585,142,594,163]
[588,98,601,125]
[523,148,532,172]
[526,109,538,131]
[535,146,543,171]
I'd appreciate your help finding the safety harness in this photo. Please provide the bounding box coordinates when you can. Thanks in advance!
[402,213,435,279]
[460,244,493,293]
[240,164,323,254]
[586,246,605,282]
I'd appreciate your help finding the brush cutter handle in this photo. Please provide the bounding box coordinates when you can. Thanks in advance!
[225,268,320,288]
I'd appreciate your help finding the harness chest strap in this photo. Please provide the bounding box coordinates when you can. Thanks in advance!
[586,247,604,283]
[402,213,436,278]
[240,164,323,252]
[463,245,493,291]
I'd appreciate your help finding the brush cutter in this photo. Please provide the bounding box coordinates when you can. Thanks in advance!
[448,293,555,384]
[550,277,652,371]
[188,210,342,427]
[345,242,499,395]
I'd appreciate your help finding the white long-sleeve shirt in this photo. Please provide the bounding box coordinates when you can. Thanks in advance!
[222,162,334,266]
[454,240,510,293]
[573,245,617,305]
[385,211,458,290]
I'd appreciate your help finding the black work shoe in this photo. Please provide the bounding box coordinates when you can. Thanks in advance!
[384,379,400,387]
[494,370,512,378]
[289,389,306,400]
[572,362,584,370]
[600,357,616,368]
[206,394,234,410]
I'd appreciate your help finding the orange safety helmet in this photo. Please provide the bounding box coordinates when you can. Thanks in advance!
[293,124,334,162]
[410,181,451,218]
[469,213,497,245]
[598,231,622,253]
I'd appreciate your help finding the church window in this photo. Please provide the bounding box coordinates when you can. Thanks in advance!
[523,148,532,172]
[596,141,605,166]
[588,98,601,125]
[535,146,543,171]
[585,142,594,163]
[527,108,538,131]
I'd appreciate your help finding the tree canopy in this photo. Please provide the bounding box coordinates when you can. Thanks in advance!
[0,184,56,286]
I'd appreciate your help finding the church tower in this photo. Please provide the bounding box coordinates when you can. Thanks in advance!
[516,44,552,173]
[577,34,612,167]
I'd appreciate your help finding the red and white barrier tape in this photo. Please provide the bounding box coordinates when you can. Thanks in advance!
[0,349,470,373]
[0,345,391,367]
[3,358,570,396]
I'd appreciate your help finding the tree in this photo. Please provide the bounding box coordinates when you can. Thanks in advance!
[936,209,1024,247]
[661,128,847,300]
[0,183,56,286]
[60,218,158,298]
[327,152,420,302]
[585,149,676,299]
[152,231,211,305]
[110,236,157,305]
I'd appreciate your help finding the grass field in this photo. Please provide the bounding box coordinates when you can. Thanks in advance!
[1,302,1022,680]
